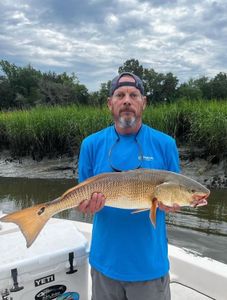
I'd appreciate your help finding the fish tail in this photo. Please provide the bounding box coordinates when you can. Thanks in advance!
[150,198,158,228]
[0,201,55,247]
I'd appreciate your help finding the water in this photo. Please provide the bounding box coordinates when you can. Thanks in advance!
[0,177,226,264]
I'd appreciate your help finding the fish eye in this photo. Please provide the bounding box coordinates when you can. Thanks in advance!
[191,189,196,193]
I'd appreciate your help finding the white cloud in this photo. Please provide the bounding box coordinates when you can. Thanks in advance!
[0,0,227,90]
[105,14,119,27]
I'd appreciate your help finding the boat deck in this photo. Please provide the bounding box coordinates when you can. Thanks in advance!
[1,216,226,300]
[87,271,213,300]
[170,282,213,299]
[86,268,213,299]
[79,220,226,300]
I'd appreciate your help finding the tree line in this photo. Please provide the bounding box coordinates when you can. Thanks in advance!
[0,58,227,110]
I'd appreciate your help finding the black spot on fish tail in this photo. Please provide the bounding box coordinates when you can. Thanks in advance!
[37,206,45,215]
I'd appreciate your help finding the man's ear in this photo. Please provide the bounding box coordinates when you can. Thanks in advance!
[142,96,147,110]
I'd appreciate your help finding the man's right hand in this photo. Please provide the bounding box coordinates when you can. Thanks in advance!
[77,192,106,214]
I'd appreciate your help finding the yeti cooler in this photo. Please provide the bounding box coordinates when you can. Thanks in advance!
[0,217,89,300]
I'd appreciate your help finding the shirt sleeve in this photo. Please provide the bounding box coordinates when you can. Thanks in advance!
[78,138,94,183]
[166,139,181,173]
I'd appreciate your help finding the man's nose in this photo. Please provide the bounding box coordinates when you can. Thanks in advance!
[123,94,132,105]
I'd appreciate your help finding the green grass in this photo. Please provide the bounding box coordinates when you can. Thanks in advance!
[144,100,227,156]
[0,100,226,159]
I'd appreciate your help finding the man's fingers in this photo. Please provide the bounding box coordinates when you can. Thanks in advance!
[78,193,106,214]
[78,199,90,213]
[90,193,106,213]
[90,192,99,214]
[96,194,106,211]
[172,203,181,211]
[158,202,180,213]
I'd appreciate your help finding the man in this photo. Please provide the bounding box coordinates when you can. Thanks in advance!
[78,72,180,300]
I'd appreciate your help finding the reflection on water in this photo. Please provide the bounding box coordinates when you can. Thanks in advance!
[166,189,227,236]
[0,177,226,263]
[166,189,227,264]
[0,177,93,223]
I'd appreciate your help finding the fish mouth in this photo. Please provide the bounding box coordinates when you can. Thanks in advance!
[191,193,209,207]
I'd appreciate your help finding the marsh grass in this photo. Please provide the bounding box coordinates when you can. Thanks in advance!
[0,100,226,159]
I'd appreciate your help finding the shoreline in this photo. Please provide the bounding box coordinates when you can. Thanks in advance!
[0,150,226,188]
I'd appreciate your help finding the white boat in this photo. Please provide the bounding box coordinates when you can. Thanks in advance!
[0,214,227,300]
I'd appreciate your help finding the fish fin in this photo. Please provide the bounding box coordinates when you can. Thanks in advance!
[131,208,150,214]
[60,173,110,198]
[156,181,177,188]
[150,198,158,228]
[0,202,53,248]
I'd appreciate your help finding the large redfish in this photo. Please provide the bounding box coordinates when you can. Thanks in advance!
[0,169,210,247]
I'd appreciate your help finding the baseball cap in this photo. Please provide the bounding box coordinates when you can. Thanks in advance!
[109,72,145,96]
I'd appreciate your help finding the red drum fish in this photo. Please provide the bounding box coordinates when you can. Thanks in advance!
[0,169,210,247]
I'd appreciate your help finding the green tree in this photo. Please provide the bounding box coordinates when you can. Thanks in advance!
[89,81,110,106]
[177,74,227,100]
[143,69,178,103]
[38,77,89,105]
[0,60,89,108]
[193,76,212,100]
[162,73,178,102]
[118,59,144,78]
[0,75,15,109]
[177,79,202,100]
[211,72,227,99]
[0,60,42,108]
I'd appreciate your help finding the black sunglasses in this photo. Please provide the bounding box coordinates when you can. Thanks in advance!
[108,128,143,172]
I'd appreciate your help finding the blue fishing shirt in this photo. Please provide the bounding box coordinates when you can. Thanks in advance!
[78,124,180,281]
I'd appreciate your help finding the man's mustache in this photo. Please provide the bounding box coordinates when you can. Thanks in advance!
[119,108,135,113]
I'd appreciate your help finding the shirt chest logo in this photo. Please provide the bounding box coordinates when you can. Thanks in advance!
[138,155,154,161]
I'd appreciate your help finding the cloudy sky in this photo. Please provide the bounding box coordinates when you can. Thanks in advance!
[1,0,227,91]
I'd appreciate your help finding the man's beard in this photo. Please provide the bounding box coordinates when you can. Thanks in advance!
[118,115,137,128]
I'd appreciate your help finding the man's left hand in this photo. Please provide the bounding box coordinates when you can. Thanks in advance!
[158,202,181,213]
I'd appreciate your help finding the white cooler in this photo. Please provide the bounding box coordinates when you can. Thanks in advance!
[0,217,89,300]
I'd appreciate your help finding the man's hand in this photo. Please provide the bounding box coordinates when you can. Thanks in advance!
[158,196,208,213]
[78,192,106,214]
[158,202,181,213]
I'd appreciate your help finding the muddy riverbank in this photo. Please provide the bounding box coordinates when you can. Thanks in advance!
[0,148,226,188]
